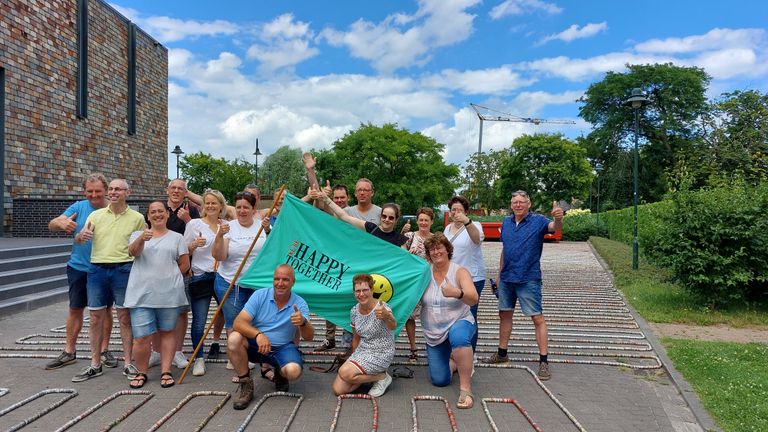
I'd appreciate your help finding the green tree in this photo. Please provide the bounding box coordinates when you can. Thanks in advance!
[461,150,509,210]
[699,90,768,184]
[260,146,308,196]
[314,123,460,214]
[496,133,593,210]
[180,152,255,203]
[578,63,711,204]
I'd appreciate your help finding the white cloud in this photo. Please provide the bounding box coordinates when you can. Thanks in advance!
[510,90,584,115]
[420,67,536,94]
[518,52,668,81]
[110,4,238,43]
[518,27,768,82]
[634,28,766,53]
[539,22,608,44]
[489,0,562,20]
[246,14,320,72]
[320,0,481,74]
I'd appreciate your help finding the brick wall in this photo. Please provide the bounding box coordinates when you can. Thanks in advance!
[0,0,168,236]
[12,196,165,237]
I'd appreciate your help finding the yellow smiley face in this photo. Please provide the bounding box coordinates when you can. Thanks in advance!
[370,273,394,303]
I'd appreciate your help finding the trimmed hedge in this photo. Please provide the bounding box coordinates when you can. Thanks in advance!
[572,184,768,306]
[643,184,768,306]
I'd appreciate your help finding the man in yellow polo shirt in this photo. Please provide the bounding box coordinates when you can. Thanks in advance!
[72,179,145,382]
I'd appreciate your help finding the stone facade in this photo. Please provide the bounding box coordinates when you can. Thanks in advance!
[0,0,168,236]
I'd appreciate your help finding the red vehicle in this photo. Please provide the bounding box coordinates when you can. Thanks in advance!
[442,213,561,242]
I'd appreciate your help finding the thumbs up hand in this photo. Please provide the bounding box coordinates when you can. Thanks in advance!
[374,301,390,321]
[141,223,153,242]
[62,212,78,233]
[195,231,206,248]
[77,221,93,243]
[177,204,191,223]
[216,219,230,236]
[290,304,306,327]
[322,180,332,197]
[551,200,564,222]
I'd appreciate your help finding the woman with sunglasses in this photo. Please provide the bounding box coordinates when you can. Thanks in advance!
[317,188,408,247]
[212,191,269,375]
[332,274,396,397]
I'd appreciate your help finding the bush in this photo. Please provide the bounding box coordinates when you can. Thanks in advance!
[562,213,608,241]
[644,183,768,307]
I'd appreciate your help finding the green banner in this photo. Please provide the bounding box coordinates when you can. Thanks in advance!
[239,193,430,335]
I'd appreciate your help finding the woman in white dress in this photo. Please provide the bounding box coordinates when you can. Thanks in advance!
[332,274,397,398]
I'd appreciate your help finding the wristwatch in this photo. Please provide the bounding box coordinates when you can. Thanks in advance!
[464,219,472,227]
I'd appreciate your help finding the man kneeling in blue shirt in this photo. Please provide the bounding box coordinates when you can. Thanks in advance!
[228,264,314,410]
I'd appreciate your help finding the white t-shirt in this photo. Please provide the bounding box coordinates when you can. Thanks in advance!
[217,219,267,284]
[124,231,188,308]
[444,222,486,282]
[183,219,217,276]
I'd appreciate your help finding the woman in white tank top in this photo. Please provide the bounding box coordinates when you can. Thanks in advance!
[420,233,479,409]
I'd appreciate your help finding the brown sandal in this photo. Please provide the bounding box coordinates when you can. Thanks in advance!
[457,389,474,409]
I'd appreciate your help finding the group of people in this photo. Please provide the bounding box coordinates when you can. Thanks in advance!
[46,153,563,412]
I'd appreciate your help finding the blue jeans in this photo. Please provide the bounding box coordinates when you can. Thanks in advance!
[425,319,476,387]
[469,279,485,350]
[87,262,132,309]
[214,273,254,328]
[190,273,217,359]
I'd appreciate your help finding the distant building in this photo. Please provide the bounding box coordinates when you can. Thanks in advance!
[0,0,168,236]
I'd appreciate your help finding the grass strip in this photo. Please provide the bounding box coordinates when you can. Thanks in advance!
[663,338,768,432]
[589,236,768,327]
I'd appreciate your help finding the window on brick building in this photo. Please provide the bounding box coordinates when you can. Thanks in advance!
[76,0,88,119]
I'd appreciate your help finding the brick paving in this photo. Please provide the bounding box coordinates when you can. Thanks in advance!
[0,242,715,431]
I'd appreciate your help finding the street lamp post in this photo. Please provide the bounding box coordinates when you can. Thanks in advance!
[171,145,184,179]
[624,88,650,270]
[253,138,262,185]
[595,162,603,225]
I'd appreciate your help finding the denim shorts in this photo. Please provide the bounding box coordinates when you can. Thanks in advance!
[87,262,132,309]
[247,341,304,369]
[498,280,543,315]
[130,307,180,338]
[66,266,88,309]
[214,273,255,328]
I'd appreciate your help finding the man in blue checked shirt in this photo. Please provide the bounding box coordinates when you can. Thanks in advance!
[483,191,563,381]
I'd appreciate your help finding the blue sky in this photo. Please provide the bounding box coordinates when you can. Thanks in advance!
[109,1,768,177]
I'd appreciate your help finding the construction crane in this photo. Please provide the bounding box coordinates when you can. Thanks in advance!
[470,102,576,155]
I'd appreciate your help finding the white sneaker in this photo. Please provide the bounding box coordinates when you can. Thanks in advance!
[172,351,189,369]
[148,351,161,368]
[226,360,234,370]
[249,361,256,370]
[192,358,206,376]
[368,372,392,397]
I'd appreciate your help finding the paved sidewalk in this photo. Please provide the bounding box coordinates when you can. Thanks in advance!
[0,242,716,431]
